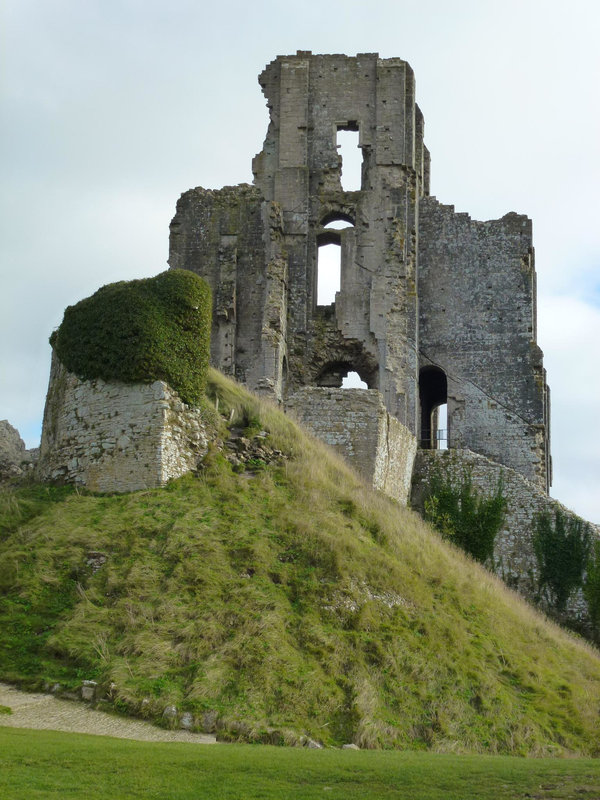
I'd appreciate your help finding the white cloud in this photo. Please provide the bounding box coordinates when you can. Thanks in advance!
[538,295,600,522]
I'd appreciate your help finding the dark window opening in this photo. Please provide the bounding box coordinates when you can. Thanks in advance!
[337,124,361,192]
[280,355,288,396]
[419,367,448,449]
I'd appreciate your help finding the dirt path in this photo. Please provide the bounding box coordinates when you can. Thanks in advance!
[0,683,217,744]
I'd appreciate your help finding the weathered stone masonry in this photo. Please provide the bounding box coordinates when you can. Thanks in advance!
[418,202,551,492]
[169,51,550,499]
[287,388,417,505]
[37,355,209,493]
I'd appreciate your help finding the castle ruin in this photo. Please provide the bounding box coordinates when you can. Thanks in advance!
[169,51,551,499]
[31,52,600,629]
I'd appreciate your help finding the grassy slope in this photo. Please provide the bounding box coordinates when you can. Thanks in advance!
[1,370,600,755]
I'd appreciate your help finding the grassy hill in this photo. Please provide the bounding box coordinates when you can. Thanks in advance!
[1,370,600,755]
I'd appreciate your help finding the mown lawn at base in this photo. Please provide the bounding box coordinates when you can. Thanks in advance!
[1,727,599,800]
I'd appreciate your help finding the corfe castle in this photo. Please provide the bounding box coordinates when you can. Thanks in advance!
[20,53,597,626]
[169,51,550,498]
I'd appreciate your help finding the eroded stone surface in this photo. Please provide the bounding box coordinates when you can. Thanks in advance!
[37,355,210,493]
[0,420,37,480]
[418,203,550,491]
[287,387,416,505]
[169,52,550,496]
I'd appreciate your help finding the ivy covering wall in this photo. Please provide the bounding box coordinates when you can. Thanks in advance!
[50,270,211,406]
[533,510,591,613]
[422,469,505,564]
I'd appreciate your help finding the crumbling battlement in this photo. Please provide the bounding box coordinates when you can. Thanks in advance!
[418,199,551,491]
[169,51,551,495]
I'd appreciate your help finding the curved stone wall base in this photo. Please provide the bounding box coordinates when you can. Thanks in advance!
[37,355,209,493]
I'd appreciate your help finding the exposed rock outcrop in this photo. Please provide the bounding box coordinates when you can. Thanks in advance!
[0,420,37,481]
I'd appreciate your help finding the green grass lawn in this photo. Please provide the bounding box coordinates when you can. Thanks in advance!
[1,727,599,800]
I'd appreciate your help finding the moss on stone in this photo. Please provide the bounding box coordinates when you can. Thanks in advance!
[50,270,211,406]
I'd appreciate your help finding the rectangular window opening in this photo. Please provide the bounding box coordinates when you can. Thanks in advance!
[337,126,362,192]
[317,242,341,305]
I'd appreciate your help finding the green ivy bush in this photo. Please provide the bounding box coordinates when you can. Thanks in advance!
[423,470,505,564]
[583,540,600,635]
[50,270,211,406]
[533,510,591,613]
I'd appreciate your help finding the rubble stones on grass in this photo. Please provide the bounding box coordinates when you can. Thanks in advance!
[180,712,194,731]
[201,710,219,733]
[86,552,107,573]
[162,705,178,726]
[81,680,97,702]
[224,428,285,471]
[305,738,323,749]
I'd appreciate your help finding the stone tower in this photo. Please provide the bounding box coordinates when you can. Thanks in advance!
[169,52,551,498]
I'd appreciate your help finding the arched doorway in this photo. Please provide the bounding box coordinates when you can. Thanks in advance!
[419,366,448,449]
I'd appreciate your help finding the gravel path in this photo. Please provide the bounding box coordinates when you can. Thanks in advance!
[0,683,217,744]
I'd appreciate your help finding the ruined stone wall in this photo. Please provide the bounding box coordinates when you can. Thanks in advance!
[411,449,599,627]
[37,356,209,493]
[168,53,552,496]
[251,52,429,432]
[418,198,551,491]
[286,387,417,504]
[170,53,434,435]
[0,420,38,480]
[169,185,288,400]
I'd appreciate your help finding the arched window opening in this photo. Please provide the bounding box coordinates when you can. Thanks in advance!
[337,125,362,192]
[316,216,355,307]
[317,241,340,305]
[325,219,352,233]
[342,371,368,389]
[321,211,355,228]
[419,367,448,450]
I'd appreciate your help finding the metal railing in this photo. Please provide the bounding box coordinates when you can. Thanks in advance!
[419,429,448,450]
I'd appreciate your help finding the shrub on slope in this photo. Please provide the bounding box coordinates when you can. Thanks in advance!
[1,371,599,755]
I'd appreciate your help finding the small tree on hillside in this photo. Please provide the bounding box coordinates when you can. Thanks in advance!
[584,540,600,636]
[533,510,591,613]
[423,470,505,565]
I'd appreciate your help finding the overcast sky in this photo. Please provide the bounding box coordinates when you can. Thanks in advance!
[2,0,599,521]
